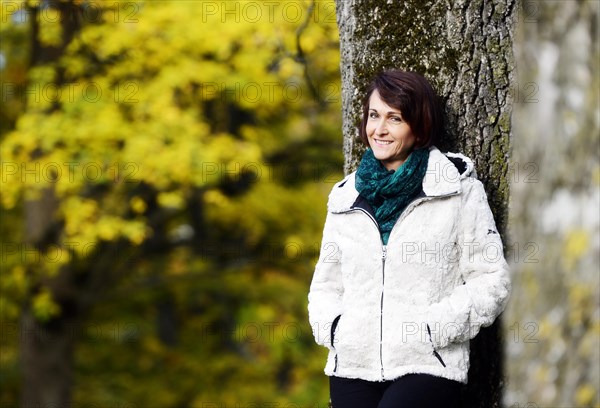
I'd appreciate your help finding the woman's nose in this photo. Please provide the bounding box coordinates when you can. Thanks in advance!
[376,120,388,135]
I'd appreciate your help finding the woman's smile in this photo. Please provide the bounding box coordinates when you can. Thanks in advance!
[373,138,393,146]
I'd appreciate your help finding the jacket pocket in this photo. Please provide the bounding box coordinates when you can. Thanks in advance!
[331,315,341,348]
[427,323,446,368]
[331,315,341,372]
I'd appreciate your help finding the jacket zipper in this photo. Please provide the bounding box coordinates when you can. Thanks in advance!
[338,190,459,380]
[380,245,387,380]
[345,207,387,380]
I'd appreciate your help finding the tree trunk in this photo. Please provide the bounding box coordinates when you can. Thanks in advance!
[335,1,515,406]
[20,2,82,406]
[20,308,78,408]
[21,192,80,407]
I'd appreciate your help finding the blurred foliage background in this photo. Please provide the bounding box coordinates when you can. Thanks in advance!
[506,1,599,407]
[1,0,342,406]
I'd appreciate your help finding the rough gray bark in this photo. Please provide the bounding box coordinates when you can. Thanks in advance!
[335,1,515,406]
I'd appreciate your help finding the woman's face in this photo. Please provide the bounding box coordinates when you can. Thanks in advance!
[365,89,417,171]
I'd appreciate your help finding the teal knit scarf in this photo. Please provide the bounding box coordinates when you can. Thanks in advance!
[355,148,429,244]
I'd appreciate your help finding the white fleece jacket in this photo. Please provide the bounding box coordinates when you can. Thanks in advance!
[308,147,511,384]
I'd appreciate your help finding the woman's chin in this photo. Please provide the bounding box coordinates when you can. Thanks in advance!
[372,149,393,161]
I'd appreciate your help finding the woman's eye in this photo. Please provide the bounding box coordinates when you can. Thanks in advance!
[369,112,378,119]
[390,116,402,123]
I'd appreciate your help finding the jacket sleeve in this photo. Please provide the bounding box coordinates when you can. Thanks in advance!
[308,211,343,350]
[426,178,511,349]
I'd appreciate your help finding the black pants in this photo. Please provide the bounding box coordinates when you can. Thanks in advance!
[329,374,462,408]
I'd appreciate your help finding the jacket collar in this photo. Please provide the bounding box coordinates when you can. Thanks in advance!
[328,147,474,213]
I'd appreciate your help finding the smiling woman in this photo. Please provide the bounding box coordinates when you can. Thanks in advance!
[308,70,511,408]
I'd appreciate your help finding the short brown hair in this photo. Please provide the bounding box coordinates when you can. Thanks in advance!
[359,70,443,148]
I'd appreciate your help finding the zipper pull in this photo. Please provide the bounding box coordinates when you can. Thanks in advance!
[382,245,387,260]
